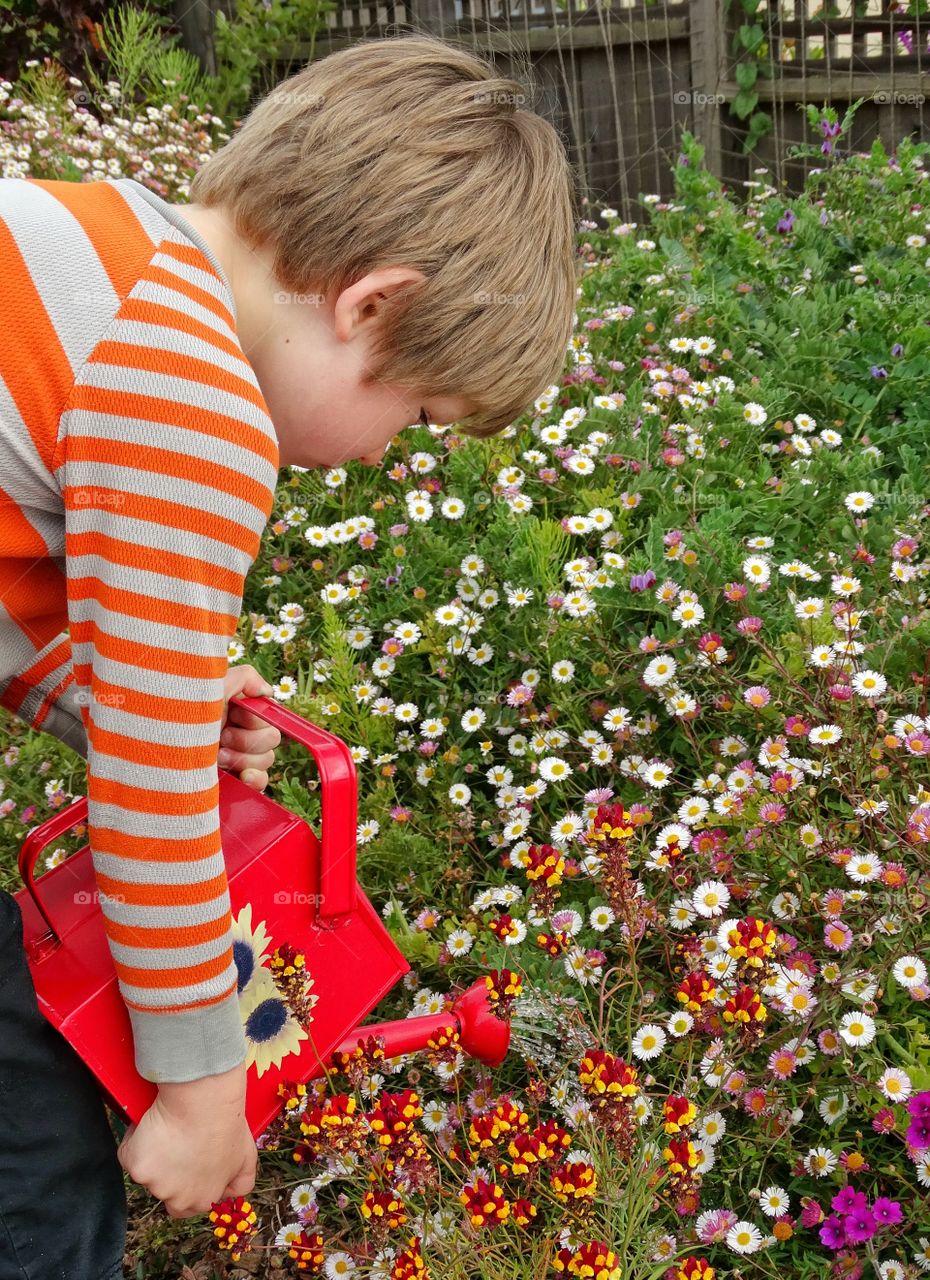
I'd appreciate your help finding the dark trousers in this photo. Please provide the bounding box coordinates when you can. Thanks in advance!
[0,889,127,1280]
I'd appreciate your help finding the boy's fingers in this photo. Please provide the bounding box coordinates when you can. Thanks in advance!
[219,725,281,753]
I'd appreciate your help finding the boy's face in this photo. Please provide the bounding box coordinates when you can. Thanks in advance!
[252,282,476,469]
[178,204,479,471]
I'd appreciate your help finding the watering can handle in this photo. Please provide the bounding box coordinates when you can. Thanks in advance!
[226,694,358,919]
[18,695,357,935]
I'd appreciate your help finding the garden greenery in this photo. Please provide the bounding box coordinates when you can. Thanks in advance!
[2,111,930,1280]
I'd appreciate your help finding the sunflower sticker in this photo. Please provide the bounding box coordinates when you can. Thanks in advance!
[230,906,320,1078]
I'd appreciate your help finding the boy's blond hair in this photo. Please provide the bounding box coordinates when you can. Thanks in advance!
[188,33,580,439]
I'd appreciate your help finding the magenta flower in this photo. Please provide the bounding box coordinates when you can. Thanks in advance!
[872,1107,896,1134]
[871,1198,902,1226]
[736,615,764,635]
[801,1199,825,1228]
[831,1188,867,1216]
[844,1209,876,1243]
[819,1216,846,1249]
[906,1114,930,1148]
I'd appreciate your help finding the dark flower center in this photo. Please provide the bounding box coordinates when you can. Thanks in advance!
[233,939,255,993]
[245,996,289,1044]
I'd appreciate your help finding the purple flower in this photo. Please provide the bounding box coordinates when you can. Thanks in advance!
[870,366,889,378]
[630,570,656,593]
[908,1090,930,1118]
[844,1209,877,1244]
[819,1216,847,1249]
[891,343,904,357]
[776,209,796,233]
[871,1197,902,1226]
[906,1115,930,1148]
[831,1187,867,1216]
[820,209,829,225]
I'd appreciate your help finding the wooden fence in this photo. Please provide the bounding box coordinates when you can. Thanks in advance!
[260,0,930,216]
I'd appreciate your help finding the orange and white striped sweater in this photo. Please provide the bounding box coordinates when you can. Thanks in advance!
[0,176,280,1084]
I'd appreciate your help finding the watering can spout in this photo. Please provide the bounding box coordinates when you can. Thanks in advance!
[331,978,510,1069]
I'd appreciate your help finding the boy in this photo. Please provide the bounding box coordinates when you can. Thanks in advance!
[0,31,578,1278]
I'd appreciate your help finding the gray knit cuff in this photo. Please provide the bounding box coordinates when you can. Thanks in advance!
[127,989,247,1084]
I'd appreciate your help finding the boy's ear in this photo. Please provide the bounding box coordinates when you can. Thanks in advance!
[334,266,426,340]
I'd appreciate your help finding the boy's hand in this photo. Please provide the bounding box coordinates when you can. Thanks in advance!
[220,664,282,792]
[117,1062,257,1218]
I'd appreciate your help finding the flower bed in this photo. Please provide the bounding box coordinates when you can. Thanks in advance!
[3,123,930,1280]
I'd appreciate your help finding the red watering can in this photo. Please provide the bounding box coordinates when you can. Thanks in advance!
[14,696,509,1138]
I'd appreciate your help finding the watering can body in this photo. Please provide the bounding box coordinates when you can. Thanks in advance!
[13,697,412,1138]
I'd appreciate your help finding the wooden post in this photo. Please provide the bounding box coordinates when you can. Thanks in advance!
[689,0,724,178]
[172,0,220,78]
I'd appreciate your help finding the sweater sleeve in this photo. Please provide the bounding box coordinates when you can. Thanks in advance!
[54,232,279,1084]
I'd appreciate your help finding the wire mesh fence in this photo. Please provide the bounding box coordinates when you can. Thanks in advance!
[275,0,930,216]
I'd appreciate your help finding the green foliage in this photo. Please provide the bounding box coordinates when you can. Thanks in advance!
[205,0,336,122]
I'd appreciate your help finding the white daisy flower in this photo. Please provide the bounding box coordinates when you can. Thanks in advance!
[693,880,731,918]
[589,905,615,931]
[631,1024,666,1060]
[602,705,632,732]
[845,852,883,883]
[844,490,875,513]
[742,555,771,584]
[893,955,927,989]
[324,1251,357,1279]
[838,1011,876,1045]
[539,756,572,782]
[667,1010,694,1036]
[808,723,843,745]
[643,655,677,687]
[805,1146,836,1175]
[877,1066,912,1101]
[851,669,887,697]
[448,783,472,807]
[759,1186,790,1218]
[726,1222,763,1254]
[445,929,474,957]
[698,1112,726,1145]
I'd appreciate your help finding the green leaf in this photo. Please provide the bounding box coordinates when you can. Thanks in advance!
[732,88,760,119]
[658,235,692,273]
[737,23,765,51]
[735,60,760,89]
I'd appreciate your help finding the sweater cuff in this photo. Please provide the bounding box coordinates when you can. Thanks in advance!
[127,989,247,1084]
